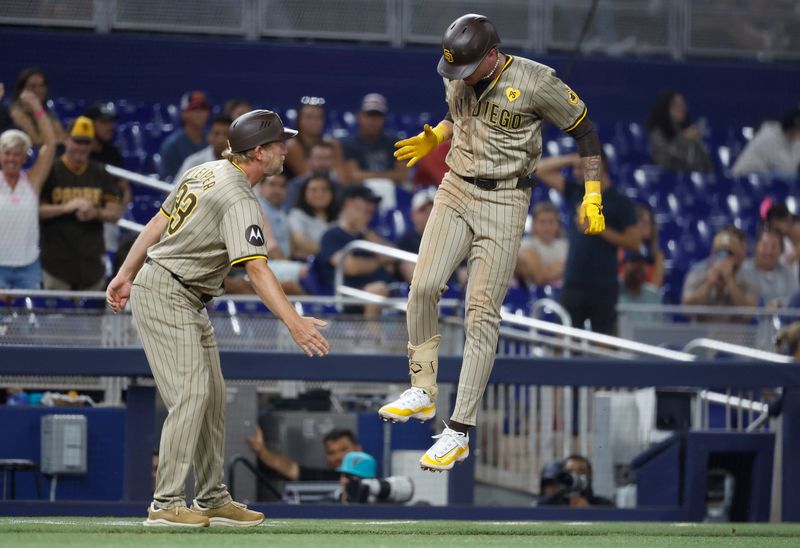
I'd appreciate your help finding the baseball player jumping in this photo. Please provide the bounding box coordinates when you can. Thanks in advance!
[379,14,605,471]
[107,110,329,527]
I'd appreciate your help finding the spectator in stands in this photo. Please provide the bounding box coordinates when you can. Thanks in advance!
[9,68,67,146]
[732,107,800,178]
[740,228,798,307]
[0,83,15,133]
[83,102,131,255]
[254,174,307,295]
[84,102,123,168]
[0,91,56,289]
[681,228,759,313]
[222,98,252,121]
[761,201,797,274]
[39,116,124,290]
[314,185,394,316]
[289,174,339,260]
[342,93,408,185]
[619,203,664,287]
[285,141,343,211]
[645,90,712,173]
[618,250,663,322]
[158,91,210,180]
[412,141,450,187]
[788,215,800,283]
[397,187,437,284]
[175,114,232,178]
[284,96,345,181]
[537,455,614,507]
[247,426,362,482]
[516,202,568,287]
[537,152,640,335]
[776,321,800,360]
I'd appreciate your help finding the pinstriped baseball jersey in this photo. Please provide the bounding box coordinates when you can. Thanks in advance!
[444,55,587,180]
[148,159,268,296]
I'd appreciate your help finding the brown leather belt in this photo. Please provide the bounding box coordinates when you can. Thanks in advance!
[455,172,535,190]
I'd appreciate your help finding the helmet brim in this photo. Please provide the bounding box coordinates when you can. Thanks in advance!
[279,128,298,140]
[436,54,484,81]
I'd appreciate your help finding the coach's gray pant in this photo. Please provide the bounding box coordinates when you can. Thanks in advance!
[131,261,231,509]
[407,171,530,426]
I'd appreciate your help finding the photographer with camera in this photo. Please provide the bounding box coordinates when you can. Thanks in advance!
[337,451,414,505]
[536,455,614,508]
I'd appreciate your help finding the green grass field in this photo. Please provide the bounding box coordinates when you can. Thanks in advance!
[2,518,799,547]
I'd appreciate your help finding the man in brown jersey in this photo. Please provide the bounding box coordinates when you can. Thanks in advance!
[379,13,606,471]
[107,110,329,527]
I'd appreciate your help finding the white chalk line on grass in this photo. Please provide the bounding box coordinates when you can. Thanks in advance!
[349,521,419,526]
[3,519,142,527]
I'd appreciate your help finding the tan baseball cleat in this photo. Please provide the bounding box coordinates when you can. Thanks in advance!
[143,503,209,527]
[379,387,436,423]
[191,500,264,527]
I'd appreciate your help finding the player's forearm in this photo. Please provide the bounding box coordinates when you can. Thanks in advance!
[246,259,303,328]
[581,155,602,183]
[118,213,168,280]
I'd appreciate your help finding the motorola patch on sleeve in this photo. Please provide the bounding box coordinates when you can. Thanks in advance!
[245,225,265,246]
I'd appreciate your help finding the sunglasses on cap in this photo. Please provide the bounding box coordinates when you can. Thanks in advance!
[300,96,326,106]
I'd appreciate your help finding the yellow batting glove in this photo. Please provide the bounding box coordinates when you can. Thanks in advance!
[579,180,605,235]
[394,123,447,168]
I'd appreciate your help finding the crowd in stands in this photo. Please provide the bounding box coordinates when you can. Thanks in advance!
[1,65,799,335]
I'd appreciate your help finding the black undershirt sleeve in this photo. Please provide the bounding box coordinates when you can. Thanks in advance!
[567,116,602,157]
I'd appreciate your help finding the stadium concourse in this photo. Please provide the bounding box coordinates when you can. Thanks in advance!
[1,0,800,535]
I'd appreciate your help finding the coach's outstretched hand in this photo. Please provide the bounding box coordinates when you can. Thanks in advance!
[394,123,448,168]
[288,316,329,357]
[106,273,132,314]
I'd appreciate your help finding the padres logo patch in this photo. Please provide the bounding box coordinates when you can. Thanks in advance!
[505,87,521,102]
[566,86,580,105]
[443,48,454,63]
[245,225,265,246]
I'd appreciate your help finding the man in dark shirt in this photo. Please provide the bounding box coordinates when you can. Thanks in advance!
[342,94,408,185]
[247,427,362,482]
[84,102,123,168]
[159,91,210,180]
[397,187,436,284]
[39,116,124,290]
[315,185,394,316]
[536,152,639,334]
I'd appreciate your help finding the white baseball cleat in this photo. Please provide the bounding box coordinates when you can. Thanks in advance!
[378,387,436,423]
[419,424,469,472]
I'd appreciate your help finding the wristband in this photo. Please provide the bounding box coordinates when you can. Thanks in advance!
[584,180,601,195]
[431,122,448,145]
[34,109,46,120]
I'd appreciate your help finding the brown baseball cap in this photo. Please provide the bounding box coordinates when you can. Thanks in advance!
[227,110,298,153]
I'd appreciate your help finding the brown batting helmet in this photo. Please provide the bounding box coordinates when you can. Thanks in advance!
[227,110,298,153]
[437,14,500,80]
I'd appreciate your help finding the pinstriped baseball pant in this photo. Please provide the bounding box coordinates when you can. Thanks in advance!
[408,171,530,425]
[131,262,231,509]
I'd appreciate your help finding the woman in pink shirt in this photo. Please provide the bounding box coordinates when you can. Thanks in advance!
[0,88,56,288]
